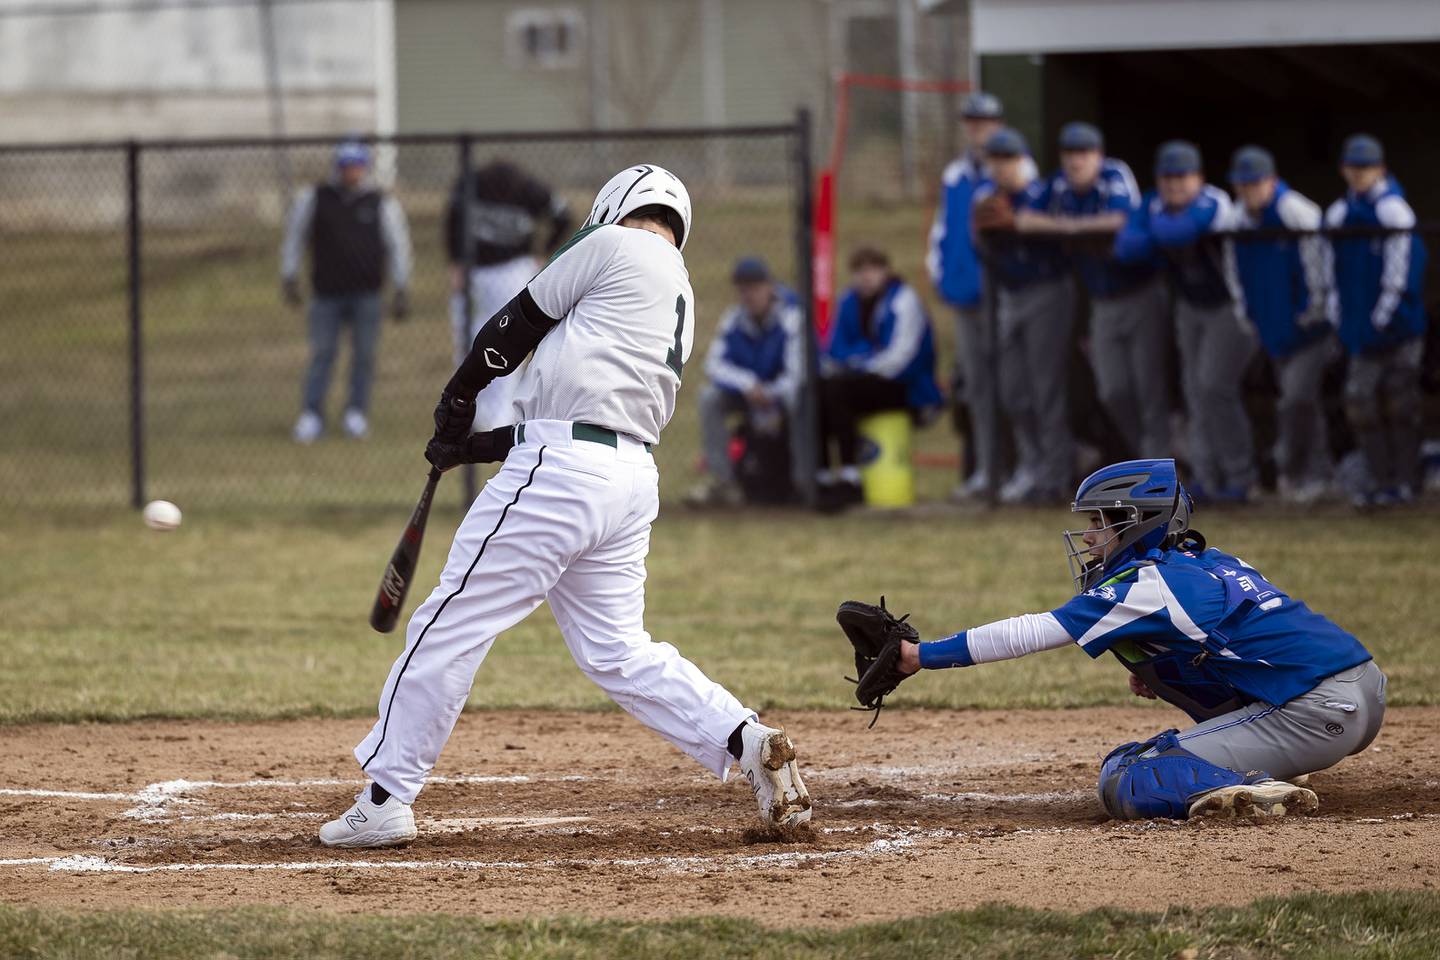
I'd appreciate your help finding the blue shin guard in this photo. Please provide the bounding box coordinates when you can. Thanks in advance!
[1098,730,1257,820]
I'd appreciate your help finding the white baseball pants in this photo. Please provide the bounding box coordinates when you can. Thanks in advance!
[355,420,754,804]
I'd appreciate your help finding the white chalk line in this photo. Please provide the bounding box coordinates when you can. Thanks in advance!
[1,775,559,823]
[32,827,959,876]
[3,813,1434,877]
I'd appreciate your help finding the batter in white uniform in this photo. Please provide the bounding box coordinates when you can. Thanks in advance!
[321,165,812,847]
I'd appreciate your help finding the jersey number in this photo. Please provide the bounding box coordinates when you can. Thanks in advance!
[665,294,687,379]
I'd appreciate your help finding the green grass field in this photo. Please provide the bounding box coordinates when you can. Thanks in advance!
[4,505,1437,724]
[1,190,960,511]
[4,892,1439,960]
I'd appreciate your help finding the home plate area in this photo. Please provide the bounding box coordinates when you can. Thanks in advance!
[1,709,1436,925]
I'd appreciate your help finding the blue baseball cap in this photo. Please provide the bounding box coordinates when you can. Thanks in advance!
[731,256,772,284]
[1228,145,1276,184]
[1341,134,1384,167]
[1156,140,1202,177]
[960,91,1004,120]
[1058,122,1103,152]
[334,139,371,168]
[984,127,1028,158]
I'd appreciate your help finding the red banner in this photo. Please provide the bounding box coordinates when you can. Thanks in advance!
[812,168,835,341]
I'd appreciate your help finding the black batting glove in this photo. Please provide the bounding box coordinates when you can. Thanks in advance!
[431,392,475,447]
[425,426,515,471]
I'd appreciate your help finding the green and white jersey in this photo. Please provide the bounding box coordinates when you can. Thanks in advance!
[513,224,694,445]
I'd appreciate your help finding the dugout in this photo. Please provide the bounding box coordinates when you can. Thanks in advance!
[963,0,1440,216]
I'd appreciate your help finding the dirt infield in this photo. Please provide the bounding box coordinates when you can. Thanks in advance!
[1,708,1437,926]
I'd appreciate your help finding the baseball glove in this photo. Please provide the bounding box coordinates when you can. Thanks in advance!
[837,596,919,726]
[972,192,1016,232]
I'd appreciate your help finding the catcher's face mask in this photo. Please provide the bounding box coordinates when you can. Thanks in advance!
[1063,508,1137,594]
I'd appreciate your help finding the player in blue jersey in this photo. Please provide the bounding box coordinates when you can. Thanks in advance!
[1227,146,1334,504]
[1325,134,1428,509]
[886,458,1386,820]
[1020,122,1168,460]
[1117,143,1258,502]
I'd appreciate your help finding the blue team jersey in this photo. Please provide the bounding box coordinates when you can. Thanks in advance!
[1051,546,1372,720]
[1032,158,1156,298]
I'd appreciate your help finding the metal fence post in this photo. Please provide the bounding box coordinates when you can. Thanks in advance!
[792,107,819,508]
[457,134,478,507]
[126,140,146,509]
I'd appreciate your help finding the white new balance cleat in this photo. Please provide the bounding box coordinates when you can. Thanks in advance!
[319,784,417,848]
[1187,779,1318,820]
[739,723,812,829]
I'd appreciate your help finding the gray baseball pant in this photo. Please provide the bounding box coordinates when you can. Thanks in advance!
[1174,299,1258,493]
[1274,334,1337,487]
[1345,337,1424,492]
[954,304,998,485]
[1175,661,1386,782]
[1089,278,1171,459]
[998,278,1074,494]
[698,384,744,485]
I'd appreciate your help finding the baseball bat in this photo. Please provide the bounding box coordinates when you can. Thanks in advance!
[370,467,443,633]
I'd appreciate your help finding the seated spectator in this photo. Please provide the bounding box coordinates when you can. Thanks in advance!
[1326,134,1429,508]
[688,257,804,507]
[818,246,942,510]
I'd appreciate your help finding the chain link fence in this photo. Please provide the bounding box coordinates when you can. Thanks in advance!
[2,120,813,512]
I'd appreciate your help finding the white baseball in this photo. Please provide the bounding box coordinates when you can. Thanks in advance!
[142,499,183,531]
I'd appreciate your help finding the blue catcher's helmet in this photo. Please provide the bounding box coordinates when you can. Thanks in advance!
[1063,459,1194,593]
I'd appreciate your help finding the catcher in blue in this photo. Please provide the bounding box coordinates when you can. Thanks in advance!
[839,458,1386,820]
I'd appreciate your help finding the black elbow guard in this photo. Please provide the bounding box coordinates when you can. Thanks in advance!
[447,288,559,397]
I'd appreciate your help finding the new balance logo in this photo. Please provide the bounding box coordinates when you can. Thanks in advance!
[344,808,369,830]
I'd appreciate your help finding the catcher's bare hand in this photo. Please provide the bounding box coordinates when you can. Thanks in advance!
[1128,674,1158,700]
[837,596,920,726]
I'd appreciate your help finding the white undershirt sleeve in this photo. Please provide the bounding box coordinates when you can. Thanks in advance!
[963,612,1074,664]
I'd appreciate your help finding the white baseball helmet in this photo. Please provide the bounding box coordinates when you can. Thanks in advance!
[584,164,692,251]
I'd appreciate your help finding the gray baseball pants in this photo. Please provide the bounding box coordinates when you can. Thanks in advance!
[1274,335,1337,487]
[954,304,998,485]
[1174,299,1258,493]
[1089,278,1171,459]
[1345,337,1424,492]
[998,277,1074,494]
[1175,660,1386,782]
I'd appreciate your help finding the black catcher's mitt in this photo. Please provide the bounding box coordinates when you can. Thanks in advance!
[837,596,918,726]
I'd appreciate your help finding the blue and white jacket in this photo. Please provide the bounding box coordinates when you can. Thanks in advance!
[1229,181,1330,359]
[1116,185,1237,308]
[703,295,805,407]
[919,546,1373,722]
[826,276,943,411]
[927,151,987,308]
[1031,157,1157,299]
[1325,176,1428,355]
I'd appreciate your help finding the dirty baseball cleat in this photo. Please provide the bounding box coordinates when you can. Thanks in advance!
[739,723,812,829]
[319,783,417,848]
[1187,779,1318,820]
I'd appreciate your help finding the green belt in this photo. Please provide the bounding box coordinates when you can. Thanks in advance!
[515,422,651,452]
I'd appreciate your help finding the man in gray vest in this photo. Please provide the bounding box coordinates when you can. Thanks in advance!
[282,139,412,443]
